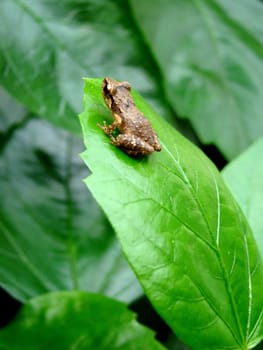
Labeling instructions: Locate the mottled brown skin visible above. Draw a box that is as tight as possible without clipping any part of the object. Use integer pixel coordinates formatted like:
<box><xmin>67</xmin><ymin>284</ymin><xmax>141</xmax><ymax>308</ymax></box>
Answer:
<box><xmin>98</xmin><ymin>77</ymin><xmax>161</xmax><ymax>156</ymax></box>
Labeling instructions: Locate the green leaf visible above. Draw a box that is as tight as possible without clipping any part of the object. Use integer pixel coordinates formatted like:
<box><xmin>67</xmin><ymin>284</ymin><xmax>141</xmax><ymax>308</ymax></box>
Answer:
<box><xmin>79</xmin><ymin>78</ymin><xmax>263</xmax><ymax>350</ymax></box>
<box><xmin>0</xmin><ymin>117</ymin><xmax>141</xmax><ymax>303</ymax></box>
<box><xmin>0</xmin><ymin>291</ymin><xmax>165</xmax><ymax>350</ymax></box>
<box><xmin>0</xmin><ymin>0</ymin><xmax>170</xmax><ymax>132</ymax></box>
<box><xmin>130</xmin><ymin>0</ymin><xmax>263</xmax><ymax>159</ymax></box>
<box><xmin>0</xmin><ymin>88</ymin><xmax>28</xmax><ymax>132</ymax></box>
<box><xmin>222</xmin><ymin>137</ymin><xmax>263</xmax><ymax>259</ymax></box>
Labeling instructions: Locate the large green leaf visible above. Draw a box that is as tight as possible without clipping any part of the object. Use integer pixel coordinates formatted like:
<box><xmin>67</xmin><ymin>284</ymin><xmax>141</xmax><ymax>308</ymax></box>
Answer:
<box><xmin>0</xmin><ymin>291</ymin><xmax>165</xmax><ymax>349</ymax></box>
<box><xmin>0</xmin><ymin>0</ymin><xmax>170</xmax><ymax>132</ymax></box>
<box><xmin>0</xmin><ymin>115</ymin><xmax>141</xmax><ymax>303</ymax></box>
<box><xmin>130</xmin><ymin>0</ymin><xmax>263</xmax><ymax>159</ymax></box>
<box><xmin>222</xmin><ymin>137</ymin><xmax>263</xmax><ymax>258</ymax></box>
<box><xmin>79</xmin><ymin>78</ymin><xmax>263</xmax><ymax>350</ymax></box>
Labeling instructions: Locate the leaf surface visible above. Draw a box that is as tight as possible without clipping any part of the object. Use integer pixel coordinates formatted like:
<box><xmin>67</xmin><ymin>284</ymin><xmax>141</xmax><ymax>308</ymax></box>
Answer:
<box><xmin>0</xmin><ymin>88</ymin><xmax>27</xmax><ymax>132</ymax></box>
<box><xmin>0</xmin><ymin>291</ymin><xmax>165</xmax><ymax>350</ymax></box>
<box><xmin>0</xmin><ymin>0</ymin><xmax>170</xmax><ymax>131</ymax></box>
<box><xmin>222</xmin><ymin>137</ymin><xmax>263</xmax><ymax>259</ymax></box>
<box><xmin>130</xmin><ymin>0</ymin><xmax>263</xmax><ymax>159</ymax></box>
<box><xmin>80</xmin><ymin>78</ymin><xmax>263</xmax><ymax>350</ymax></box>
<box><xmin>0</xmin><ymin>116</ymin><xmax>141</xmax><ymax>303</ymax></box>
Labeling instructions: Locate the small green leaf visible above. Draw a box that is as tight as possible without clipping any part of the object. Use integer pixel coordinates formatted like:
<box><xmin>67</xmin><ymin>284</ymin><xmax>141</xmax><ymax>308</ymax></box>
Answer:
<box><xmin>130</xmin><ymin>0</ymin><xmax>263</xmax><ymax>159</ymax></box>
<box><xmin>222</xmin><ymin>137</ymin><xmax>263</xmax><ymax>259</ymax></box>
<box><xmin>0</xmin><ymin>118</ymin><xmax>141</xmax><ymax>303</ymax></box>
<box><xmin>0</xmin><ymin>291</ymin><xmax>165</xmax><ymax>350</ymax></box>
<box><xmin>79</xmin><ymin>78</ymin><xmax>263</xmax><ymax>350</ymax></box>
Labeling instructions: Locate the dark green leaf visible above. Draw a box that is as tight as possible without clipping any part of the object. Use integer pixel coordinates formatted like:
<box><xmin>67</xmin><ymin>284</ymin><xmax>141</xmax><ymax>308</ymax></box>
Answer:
<box><xmin>222</xmin><ymin>137</ymin><xmax>263</xmax><ymax>258</ymax></box>
<box><xmin>0</xmin><ymin>118</ymin><xmax>141</xmax><ymax>303</ymax></box>
<box><xmin>0</xmin><ymin>291</ymin><xmax>165</xmax><ymax>349</ymax></box>
<box><xmin>0</xmin><ymin>0</ymin><xmax>170</xmax><ymax>132</ymax></box>
<box><xmin>130</xmin><ymin>0</ymin><xmax>263</xmax><ymax>159</ymax></box>
<box><xmin>79</xmin><ymin>78</ymin><xmax>263</xmax><ymax>350</ymax></box>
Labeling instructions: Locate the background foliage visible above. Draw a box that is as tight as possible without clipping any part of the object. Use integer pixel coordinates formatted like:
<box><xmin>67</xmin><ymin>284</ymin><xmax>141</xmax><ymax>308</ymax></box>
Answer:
<box><xmin>0</xmin><ymin>1</ymin><xmax>262</xmax><ymax>349</ymax></box>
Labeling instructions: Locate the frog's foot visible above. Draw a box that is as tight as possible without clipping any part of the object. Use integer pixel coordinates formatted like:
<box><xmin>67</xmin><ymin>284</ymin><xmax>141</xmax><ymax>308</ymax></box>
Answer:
<box><xmin>112</xmin><ymin>134</ymin><xmax>155</xmax><ymax>156</ymax></box>
<box><xmin>97</xmin><ymin>121</ymin><xmax>117</xmax><ymax>136</ymax></box>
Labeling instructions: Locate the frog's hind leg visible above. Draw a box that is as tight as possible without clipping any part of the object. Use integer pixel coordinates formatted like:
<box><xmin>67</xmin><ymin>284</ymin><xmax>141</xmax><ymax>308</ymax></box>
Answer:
<box><xmin>113</xmin><ymin>134</ymin><xmax>155</xmax><ymax>156</ymax></box>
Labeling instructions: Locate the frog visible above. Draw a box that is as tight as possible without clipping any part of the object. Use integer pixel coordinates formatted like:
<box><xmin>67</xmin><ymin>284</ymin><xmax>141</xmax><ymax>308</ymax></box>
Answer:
<box><xmin>98</xmin><ymin>77</ymin><xmax>161</xmax><ymax>157</ymax></box>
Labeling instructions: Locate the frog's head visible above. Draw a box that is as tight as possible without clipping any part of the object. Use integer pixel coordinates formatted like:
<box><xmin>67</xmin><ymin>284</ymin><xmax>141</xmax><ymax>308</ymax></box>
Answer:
<box><xmin>102</xmin><ymin>77</ymin><xmax>131</xmax><ymax>108</ymax></box>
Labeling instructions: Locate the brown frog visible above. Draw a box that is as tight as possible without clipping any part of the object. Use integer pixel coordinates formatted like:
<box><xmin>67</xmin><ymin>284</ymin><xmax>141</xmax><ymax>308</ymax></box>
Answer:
<box><xmin>98</xmin><ymin>77</ymin><xmax>161</xmax><ymax>156</ymax></box>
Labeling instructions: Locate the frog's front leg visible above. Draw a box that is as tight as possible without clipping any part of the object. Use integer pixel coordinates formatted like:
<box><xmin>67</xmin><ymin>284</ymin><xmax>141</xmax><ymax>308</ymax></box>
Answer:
<box><xmin>97</xmin><ymin>120</ymin><xmax>119</xmax><ymax>136</ymax></box>
<box><xmin>112</xmin><ymin>134</ymin><xmax>155</xmax><ymax>156</ymax></box>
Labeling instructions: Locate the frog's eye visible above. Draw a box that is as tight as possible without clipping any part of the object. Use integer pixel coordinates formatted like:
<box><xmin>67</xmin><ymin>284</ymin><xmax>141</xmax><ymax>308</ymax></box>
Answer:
<box><xmin>102</xmin><ymin>79</ymin><xmax>115</xmax><ymax>95</ymax></box>
<box><xmin>108</xmin><ymin>83</ymin><xmax>116</xmax><ymax>94</ymax></box>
